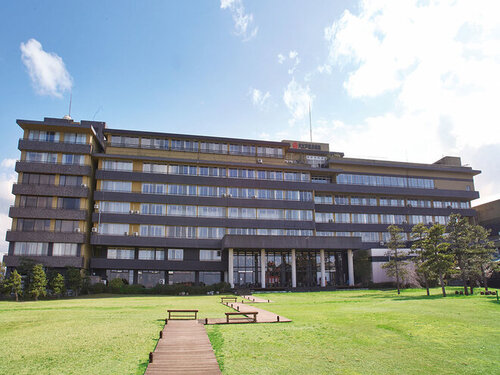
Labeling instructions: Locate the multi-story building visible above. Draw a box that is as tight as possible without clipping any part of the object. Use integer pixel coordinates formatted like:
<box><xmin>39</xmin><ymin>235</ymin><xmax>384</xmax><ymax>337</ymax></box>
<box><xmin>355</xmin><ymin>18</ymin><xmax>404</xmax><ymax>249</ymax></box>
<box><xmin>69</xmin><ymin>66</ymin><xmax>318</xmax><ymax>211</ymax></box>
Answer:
<box><xmin>4</xmin><ymin>117</ymin><xmax>480</xmax><ymax>289</ymax></box>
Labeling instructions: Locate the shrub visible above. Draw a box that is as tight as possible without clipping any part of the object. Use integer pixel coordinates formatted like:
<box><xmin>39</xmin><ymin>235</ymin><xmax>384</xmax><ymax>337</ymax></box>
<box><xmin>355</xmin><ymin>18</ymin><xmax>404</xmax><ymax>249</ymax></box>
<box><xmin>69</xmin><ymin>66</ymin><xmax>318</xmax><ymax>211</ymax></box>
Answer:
<box><xmin>88</xmin><ymin>282</ymin><xmax>107</xmax><ymax>294</ymax></box>
<box><xmin>109</xmin><ymin>278</ymin><xmax>125</xmax><ymax>292</ymax></box>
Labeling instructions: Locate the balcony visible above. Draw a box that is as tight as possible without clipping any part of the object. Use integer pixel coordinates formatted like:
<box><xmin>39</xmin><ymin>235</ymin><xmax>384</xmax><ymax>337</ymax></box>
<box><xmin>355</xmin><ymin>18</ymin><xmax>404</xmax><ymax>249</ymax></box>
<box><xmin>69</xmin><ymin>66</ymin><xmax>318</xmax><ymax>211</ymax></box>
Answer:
<box><xmin>12</xmin><ymin>183</ymin><xmax>89</xmax><ymax>198</ymax></box>
<box><xmin>18</xmin><ymin>139</ymin><xmax>92</xmax><ymax>154</ymax></box>
<box><xmin>6</xmin><ymin>230</ymin><xmax>86</xmax><ymax>243</ymax></box>
<box><xmin>9</xmin><ymin>207</ymin><xmax>87</xmax><ymax>220</ymax></box>
<box><xmin>15</xmin><ymin>161</ymin><xmax>91</xmax><ymax>176</ymax></box>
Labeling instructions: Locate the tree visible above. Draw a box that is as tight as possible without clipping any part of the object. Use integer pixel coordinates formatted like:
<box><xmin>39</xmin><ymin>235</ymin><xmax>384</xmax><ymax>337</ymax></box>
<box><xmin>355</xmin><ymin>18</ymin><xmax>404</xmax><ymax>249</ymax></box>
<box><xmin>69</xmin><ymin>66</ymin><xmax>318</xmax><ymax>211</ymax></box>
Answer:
<box><xmin>66</xmin><ymin>267</ymin><xmax>82</xmax><ymax>296</ymax></box>
<box><xmin>446</xmin><ymin>214</ymin><xmax>474</xmax><ymax>295</ymax></box>
<box><xmin>382</xmin><ymin>225</ymin><xmax>408</xmax><ymax>295</ymax></box>
<box><xmin>420</xmin><ymin>224</ymin><xmax>454</xmax><ymax>297</ymax></box>
<box><xmin>0</xmin><ymin>261</ymin><xmax>6</xmax><ymax>282</ymax></box>
<box><xmin>7</xmin><ymin>269</ymin><xmax>22</xmax><ymax>302</ymax></box>
<box><xmin>411</xmin><ymin>223</ymin><xmax>432</xmax><ymax>296</ymax></box>
<box><xmin>29</xmin><ymin>264</ymin><xmax>47</xmax><ymax>301</ymax></box>
<box><xmin>467</xmin><ymin>224</ymin><xmax>496</xmax><ymax>292</ymax></box>
<box><xmin>50</xmin><ymin>273</ymin><xmax>65</xmax><ymax>297</ymax></box>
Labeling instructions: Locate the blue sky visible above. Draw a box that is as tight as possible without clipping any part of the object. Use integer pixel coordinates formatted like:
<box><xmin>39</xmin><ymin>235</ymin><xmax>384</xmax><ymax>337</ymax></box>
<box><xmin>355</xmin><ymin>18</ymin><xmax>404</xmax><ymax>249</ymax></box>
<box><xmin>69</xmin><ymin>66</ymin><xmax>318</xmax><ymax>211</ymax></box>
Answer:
<box><xmin>1</xmin><ymin>0</ymin><xmax>500</xmax><ymax>256</ymax></box>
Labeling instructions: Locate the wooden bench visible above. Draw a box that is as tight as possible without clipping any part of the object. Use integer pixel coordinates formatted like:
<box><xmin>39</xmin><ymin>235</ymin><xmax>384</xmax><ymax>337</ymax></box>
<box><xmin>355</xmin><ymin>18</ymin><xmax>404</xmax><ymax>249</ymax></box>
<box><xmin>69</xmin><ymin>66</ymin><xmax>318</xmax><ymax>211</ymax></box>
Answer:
<box><xmin>167</xmin><ymin>309</ymin><xmax>198</xmax><ymax>320</ymax></box>
<box><xmin>220</xmin><ymin>297</ymin><xmax>237</xmax><ymax>304</ymax></box>
<box><xmin>225</xmin><ymin>311</ymin><xmax>258</xmax><ymax>323</ymax></box>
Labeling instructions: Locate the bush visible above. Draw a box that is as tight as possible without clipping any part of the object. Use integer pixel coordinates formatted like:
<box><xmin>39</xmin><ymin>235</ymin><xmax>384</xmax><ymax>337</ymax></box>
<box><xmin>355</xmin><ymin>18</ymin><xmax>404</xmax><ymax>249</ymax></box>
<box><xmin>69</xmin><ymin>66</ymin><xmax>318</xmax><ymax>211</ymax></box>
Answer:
<box><xmin>88</xmin><ymin>282</ymin><xmax>107</xmax><ymax>294</ymax></box>
<box><xmin>109</xmin><ymin>278</ymin><xmax>124</xmax><ymax>292</ymax></box>
<box><xmin>118</xmin><ymin>284</ymin><xmax>146</xmax><ymax>294</ymax></box>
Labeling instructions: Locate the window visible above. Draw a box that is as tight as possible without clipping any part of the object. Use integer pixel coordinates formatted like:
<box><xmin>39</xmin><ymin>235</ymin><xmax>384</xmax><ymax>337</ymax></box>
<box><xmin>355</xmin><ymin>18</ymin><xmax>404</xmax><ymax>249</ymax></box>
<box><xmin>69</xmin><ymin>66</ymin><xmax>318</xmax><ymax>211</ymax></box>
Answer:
<box><xmin>350</xmin><ymin>196</ymin><xmax>377</xmax><ymax>206</ymax></box>
<box><xmin>380</xmin><ymin>214</ymin><xmax>406</xmax><ymax>224</ymax></box>
<box><xmin>110</xmin><ymin>136</ymin><xmax>139</xmax><ymax>147</ymax></box>
<box><xmin>228</xmin><ymin>207</ymin><xmax>257</xmax><ymax>219</ymax></box>
<box><xmin>25</xmin><ymin>152</ymin><xmax>57</xmax><ymax>163</ymax></box>
<box><xmin>140</xmin><ymin>138</ymin><xmax>168</xmax><ymax>149</ymax></box>
<box><xmin>199</xmin><ymin>271</ymin><xmax>222</xmax><ymax>285</ymax></box>
<box><xmin>257</xmin><ymin>146</ymin><xmax>283</xmax><ymax>158</ymax></box>
<box><xmin>200</xmin><ymin>250</ymin><xmax>221</xmax><ymax>261</ymax></box>
<box><xmin>197</xmin><ymin>227</ymin><xmax>225</xmax><ymax>239</ymax></box>
<box><xmin>335</xmin><ymin>213</ymin><xmax>350</xmax><ymax>223</ymax></box>
<box><xmin>315</xmin><ymin>212</ymin><xmax>334</xmax><ymax>223</ymax></box>
<box><xmin>351</xmin><ymin>214</ymin><xmax>379</xmax><ymax>224</ymax></box>
<box><xmin>55</xmin><ymin>220</ymin><xmax>80</xmax><ymax>232</ymax></box>
<box><xmin>143</xmin><ymin>163</ymin><xmax>168</xmax><ymax>174</ymax></box>
<box><xmin>103</xmin><ymin>160</ymin><xmax>133</xmax><ymax>171</ymax></box>
<box><xmin>315</xmin><ymin>195</ymin><xmax>333</xmax><ymax>204</ymax></box>
<box><xmin>62</xmin><ymin>154</ymin><xmax>85</xmax><ymax>165</ymax></box>
<box><xmin>99</xmin><ymin>201</ymin><xmax>130</xmax><ymax>213</ymax></box>
<box><xmin>379</xmin><ymin>197</ymin><xmax>405</xmax><ymax>207</ymax></box>
<box><xmin>311</xmin><ymin>176</ymin><xmax>330</xmax><ymax>184</ymax></box>
<box><xmin>13</xmin><ymin>242</ymin><xmax>48</xmax><ymax>256</ymax></box>
<box><xmin>257</xmin><ymin>209</ymin><xmax>284</xmax><ymax>220</ymax></box>
<box><xmin>29</xmin><ymin>131</ymin><xmax>59</xmax><ymax>142</ymax></box>
<box><xmin>22</xmin><ymin>173</ymin><xmax>55</xmax><ymax>185</ymax></box>
<box><xmin>167</xmin><ymin>226</ymin><xmax>196</xmax><ymax>238</ymax></box>
<box><xmin>229</xmin><ymin>144</ymin><xmax>255</xmax><ymax>156</ymax></box>
<box><xmin>140</xmin><ymin>203</ymin><xmax>166</xmax><ymax>215</ymax></box>
<box><xmin>200</xmin><ymin>142</ymin><xmax>227</xmax><ymax>154</ymax></box>
<box><xmin>198</xmin><ymin>206</ymin><xmax>225</xmax><ymax>217</ymax></box>
<box><xmin>140</xmin><ymin>225</ymin><xmax>165</xmax><ymax>237</ymax></box>
<box><xmin>64</xmin><ymin>133</ymin><xmax>86</xmax><ymax>144</ymax></box>
<box><xmin>19</xmin><ymin>196</ymin><xmax>52</xmax><ymax>208</ymax></box>
<box><xmin>99</xmin><ymin>223</ymin><xmax>130</xmax><ymax>235</ymax></box>
<box><xmin>17</xmin><ymin>219</ymin><xmax>50</xmax><ymax>232</ymax></box>
<box><xmin>199</xmin><ymin>186</ymin><xmax>226</xmax><ymax>197</ymax></box>
<box><xmin>168</xmin><ymin>164</ymin><xmax>197</xmax><ymax>176</ymax></box>
<box><xmin>167</xmin><ymin>205</ymin><xmax>196</xmax><ymax>217</ymax></box>
<box><xmin>286</xmin><ymin>210</ymin><xmax>312</xmax><ymax>221</ymax></box>
<box><xmin>107</xmin><ymin>248</ymin><xmax>135</xmax><ymax>259</ymax></box>
<box><xmin>168</xmin><ymin>249</ymin><xmax>184</xmax><ymax>260</ymax></box>
<box><xmin>101</xmin><ymin>181</ymin><xmax>132</xmax><ymax>192</ymax></box>
<box><xmin>167</xmin><ymin>184</ymin><xmax>197</xmax><ymax>196</ymax></box>
<box><xmin>337</xmin><ymin>173</ymin><xmax>434</xmax><ymax>189</ymax></box>
<box><xmin>59</xmin><ymin>175</ymin><xmax>83</xmax><ymax>186</ymax></box>
<box><xmin>171</xmin><ymin>140</ymin><xmax>198</xmax><ymax>152</ymax></box>
<box><xmin>53</xmin><ymin>243</ymin><xmax>78</xmax><ymax>256</ymax></box>
<box><xmin>57</xmin><ymin>198</ymin><xmax>80</xmax><ymax>210</ymax></box>
<box><xmin>142</xmin><ymin>183</ymin><xmax>166</xmax><ymax>194</ymax></box>
<box><xmin>334</xmin><ymin>196</ymin><xmax>349</xmax><ymax>205</ymax></box>
<box><xmin>138</xmin><ymin>249</ymin><xmax>164</xmax><ymax>260</ymax></box>
<box><xmin>357</xmin><ymin>232</ymin><xmax>380</xmax><ymax>242</ymax></box>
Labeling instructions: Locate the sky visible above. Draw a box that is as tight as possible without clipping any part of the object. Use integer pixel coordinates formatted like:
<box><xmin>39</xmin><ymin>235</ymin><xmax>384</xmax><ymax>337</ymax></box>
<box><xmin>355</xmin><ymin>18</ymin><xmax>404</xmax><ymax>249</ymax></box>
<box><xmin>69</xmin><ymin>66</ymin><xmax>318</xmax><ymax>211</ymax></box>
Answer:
<box><xmin>1</xmin><ymin>0</ymin><xmax>500</xmax><ymax>258</ymax></box>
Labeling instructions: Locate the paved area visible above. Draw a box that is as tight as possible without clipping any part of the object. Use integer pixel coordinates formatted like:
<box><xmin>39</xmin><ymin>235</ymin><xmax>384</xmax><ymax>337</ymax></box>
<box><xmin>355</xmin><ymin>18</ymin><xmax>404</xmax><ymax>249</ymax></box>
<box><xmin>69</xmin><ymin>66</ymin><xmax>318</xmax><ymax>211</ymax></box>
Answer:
<box><xmin>145</xmin><ymin>320</ymin><xmax>221</xmax><ymax>375</ymax></box>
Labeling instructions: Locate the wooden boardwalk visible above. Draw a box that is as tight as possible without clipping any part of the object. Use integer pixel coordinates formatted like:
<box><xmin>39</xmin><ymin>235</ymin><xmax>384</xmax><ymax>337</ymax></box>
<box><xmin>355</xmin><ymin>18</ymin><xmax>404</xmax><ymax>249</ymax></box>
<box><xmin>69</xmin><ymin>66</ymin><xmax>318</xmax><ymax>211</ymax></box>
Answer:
<box><xmin>145</xmin><ymin>320</ymin><xmax>221</xmax><ymax>375</ymax></box>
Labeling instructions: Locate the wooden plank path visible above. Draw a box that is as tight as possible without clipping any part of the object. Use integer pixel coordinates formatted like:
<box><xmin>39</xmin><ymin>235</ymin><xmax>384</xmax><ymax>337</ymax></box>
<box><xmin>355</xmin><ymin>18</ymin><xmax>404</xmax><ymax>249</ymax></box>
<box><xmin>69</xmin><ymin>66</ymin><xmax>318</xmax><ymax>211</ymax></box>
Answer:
<box><xmin>145</xmin><ymin>320</ymin><xmax>221</xmax><ymax>375</ymax></box>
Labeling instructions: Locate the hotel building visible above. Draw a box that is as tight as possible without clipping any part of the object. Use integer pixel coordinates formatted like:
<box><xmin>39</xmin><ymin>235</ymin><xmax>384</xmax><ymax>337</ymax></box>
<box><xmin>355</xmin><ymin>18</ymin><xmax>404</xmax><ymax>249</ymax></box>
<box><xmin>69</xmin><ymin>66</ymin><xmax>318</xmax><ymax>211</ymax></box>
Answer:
<box><xmin>4</xmin><ymin>117</ymin><xmax>480</xmax><ymax>289</ymax></box>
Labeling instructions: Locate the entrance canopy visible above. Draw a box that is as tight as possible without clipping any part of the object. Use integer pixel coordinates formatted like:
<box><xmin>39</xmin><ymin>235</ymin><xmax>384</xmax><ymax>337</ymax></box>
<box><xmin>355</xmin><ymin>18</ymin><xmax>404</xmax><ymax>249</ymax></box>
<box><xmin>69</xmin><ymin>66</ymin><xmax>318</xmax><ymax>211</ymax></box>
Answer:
<box><xmin>221</xmin><ymin>235</ymin><xmax>362</xmax><ymax>250</ymax></box>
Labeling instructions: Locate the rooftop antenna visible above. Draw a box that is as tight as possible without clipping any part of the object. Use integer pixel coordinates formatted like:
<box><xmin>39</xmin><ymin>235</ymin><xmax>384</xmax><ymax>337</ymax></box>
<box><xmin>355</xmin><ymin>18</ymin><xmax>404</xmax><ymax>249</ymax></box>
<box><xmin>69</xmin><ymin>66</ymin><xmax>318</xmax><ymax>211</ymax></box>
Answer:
<box><xmin>308</xmin><ymin>100</ymin><xmax>312</xmax><ymax>143</ymax></box>
<box><xmin>63</xmin><ymin>92</ymin><xmax>73</xmax><ymax>121</ymax></box>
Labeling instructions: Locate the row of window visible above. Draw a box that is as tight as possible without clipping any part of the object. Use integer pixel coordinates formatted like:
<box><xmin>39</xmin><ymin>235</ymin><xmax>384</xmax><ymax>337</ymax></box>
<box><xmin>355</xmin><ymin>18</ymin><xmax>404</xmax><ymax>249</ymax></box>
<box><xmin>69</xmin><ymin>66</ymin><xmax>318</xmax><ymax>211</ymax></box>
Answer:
<box><xmin>101</xmin><ymin>181</ymin><xmax>313</xmax><ymax>201</ymax></box>
<box><xmin>25</xmin><ymin>152</ymin><xmax>86</xmax><ymax>165</ymax></box>
<box><xmin>316</xmin><ymin>231</ymin><xmax>414</xmax><ymax>242</ymax></box>
<box><xmin>13</xmin><ymin>242</ymin><xmax>78</xmax><ymax>256</ymax></box>
<box><xmin>107</xmin><ymin>248</ymin><xmax>221</xmax><ymax>261</ymax></box>
<box><xmin>103</xmin><ymin>161</ymin><xmax>310</xmax><ymax>182</ymax></box>
<box><xmin>16</xmin><ymin>219</ymin><xmax>81</xmax><ymax>232</ymax></box>
<box><xmin>315</xmin><ymin>195</ymin><xmax>471</xmax><ymax>209</ymax></box>
<box><xmin>18</xmin><ymin>196</ymin><xmax>81</xmax><ymax>210</ymax></box>
<box><xmin>110</xmin><ymin>136</ymin><xmax>284</xmax><ymax>158</ymax></box>
<box><xmin>315</xmin><ymin>213</ymin><xmax>450</xmax><ymax>225</ymax></box>
<box><xmin>99</xmin><ymin>202</ymin><xmax>313</xmax><ymax>221</ymax></box>
<box><xmin>336</xmin><ymin>174</ymin><xmax>435</xmax><ymax>189</ymax></box>
<box><xmin>28</xmin><ymin>131</ymin><xmax>87</xmax><ymax>144</ymax></box>
<box><xmin>97</xmin><ymin>223</ymin><xmax>314</xmax><ymax>238</ymax></box>
<box><xmin>22</xmin><ymin>173</ymin><xmax>84</xmax><ymax>187</ymax></box>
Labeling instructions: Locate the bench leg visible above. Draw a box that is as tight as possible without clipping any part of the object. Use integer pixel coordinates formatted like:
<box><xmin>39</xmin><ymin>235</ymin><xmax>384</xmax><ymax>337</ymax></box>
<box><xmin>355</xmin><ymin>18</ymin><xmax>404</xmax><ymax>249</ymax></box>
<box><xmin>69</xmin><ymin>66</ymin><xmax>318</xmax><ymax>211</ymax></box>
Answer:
<box><xmin>226</xmin><ymin>315</ymin><xmax>229</xmax><ymax>324</ymax></box>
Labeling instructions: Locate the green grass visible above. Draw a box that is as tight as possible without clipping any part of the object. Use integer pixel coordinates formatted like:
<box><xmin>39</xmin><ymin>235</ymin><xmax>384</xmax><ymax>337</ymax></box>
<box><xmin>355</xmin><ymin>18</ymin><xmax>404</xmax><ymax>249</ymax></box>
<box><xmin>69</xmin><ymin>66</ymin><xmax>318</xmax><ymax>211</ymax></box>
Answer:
<box><xmin>206</xmin><ymin>288</ymin><xmax>500</xmax><ymax>375</ymax></box>
<box><xmin>0</xmin><ymin>289</ymin><xmax>498</xmax><ymax>374</ymax></box>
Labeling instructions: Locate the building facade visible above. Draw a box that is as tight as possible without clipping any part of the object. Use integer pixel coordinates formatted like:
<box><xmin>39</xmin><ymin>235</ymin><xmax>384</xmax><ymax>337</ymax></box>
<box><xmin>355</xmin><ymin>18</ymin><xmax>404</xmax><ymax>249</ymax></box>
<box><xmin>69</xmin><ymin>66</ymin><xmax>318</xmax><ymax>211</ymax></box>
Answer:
<box><xmin>4</xmin><ymin>117</ymin><xmax>480</xmax><ymax>289</ymax></box>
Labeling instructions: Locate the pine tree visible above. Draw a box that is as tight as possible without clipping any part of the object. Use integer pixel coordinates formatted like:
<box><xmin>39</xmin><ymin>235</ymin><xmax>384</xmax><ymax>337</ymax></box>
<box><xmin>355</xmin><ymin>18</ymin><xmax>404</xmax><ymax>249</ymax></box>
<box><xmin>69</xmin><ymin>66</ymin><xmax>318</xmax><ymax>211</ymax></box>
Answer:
<box><xmin>411</xmin><ymin>223</ymin><xmax>432</xmax><ymax>296</ymax></box>
<box><xmin>66</xmin><ymin>267</ymin><xmax>82</xmax><ymax>296</ymax></box>
<box><xmin>50</xmin><ymin>273</ymin><xmax>65</xmax><ymax>297</ymax></box>
<box><xmin>29</xmin><ymin>264</ymin><xmax>47</xmax><ymax>301</ymax></box>
<box><xmin>382</xmin><ymin>225</ymin><xmax>408</xmax><ymax>295</ymax></box>
<box><xmin>8</xmin><ymin>269</ymin><xmax>22</xmax><ymax>302</ymax></box>
<box><xmin>447</xmin><ymin>214</ymin><xmax>474</xmax><ymax>295</ymax></box>
<box><xmin>468</xmin><ymin>224</ymin><xmax>496</xmax><ymax>292</ymax></box>
<box><xmin>421</xmin><ymin>224</ymin><xmax>454</xmax><ymax>297</ymax></box>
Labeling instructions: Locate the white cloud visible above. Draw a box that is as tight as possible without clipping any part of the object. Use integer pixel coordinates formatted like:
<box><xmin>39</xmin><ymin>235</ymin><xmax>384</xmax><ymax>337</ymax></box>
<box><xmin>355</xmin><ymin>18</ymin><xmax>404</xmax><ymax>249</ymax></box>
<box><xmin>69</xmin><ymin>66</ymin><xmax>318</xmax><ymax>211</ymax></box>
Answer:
<box><xmin>283</xmin><ymin>79</ymin><xmax>314</xmax><ymax>125</ymax></box>
<box><xmin>277</xmin><ymin>53</ymin><xmax>286</xmax><ymax>64</ymax></box>
<box><xmin>250</xmin><ymin>88</ymin><xmax>271</xmax><ymax>110</ymax></box>
<box><xmin>220</xmin><ymin>0</ymin><xmax>258</xmax><ymax>41</ymax></box>
<box><xmin>0</xmin><ymin>159</ymin><xmax>16</xmax><ymax>169</ymax></box>
<box><xmin>20</xmin><ymin>38</ymin><xmax>73</xmax><ymax>98</ymax></box>
<box><xmin>321</xmin><ymin>0</ymin><xmax>500</xmax><ymax>203</ymax></box>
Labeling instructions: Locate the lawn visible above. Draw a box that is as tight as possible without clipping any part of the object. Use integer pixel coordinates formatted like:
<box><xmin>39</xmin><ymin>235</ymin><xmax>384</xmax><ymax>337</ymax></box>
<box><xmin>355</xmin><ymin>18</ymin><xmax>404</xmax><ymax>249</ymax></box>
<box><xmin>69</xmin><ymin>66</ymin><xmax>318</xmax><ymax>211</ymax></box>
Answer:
<box><xmin>0</xmin><ymin>289</ymin><xmax>498</xmax><ymax>375</ymax></box>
